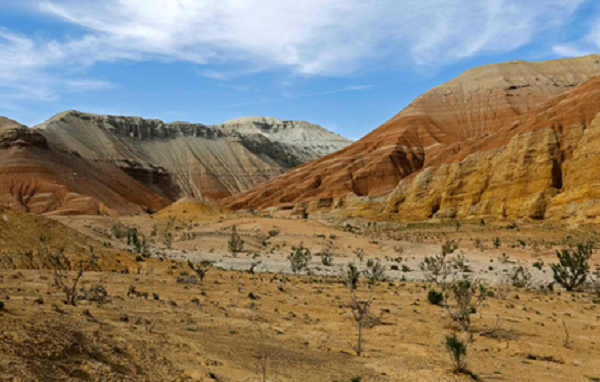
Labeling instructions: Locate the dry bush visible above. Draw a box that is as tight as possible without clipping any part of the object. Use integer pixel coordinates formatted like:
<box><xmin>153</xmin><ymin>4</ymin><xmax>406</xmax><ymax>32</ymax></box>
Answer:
<box><xmin>48</xmin><ymin>247</ymin><xmax>99</xmax><ymax>306</ymax></box>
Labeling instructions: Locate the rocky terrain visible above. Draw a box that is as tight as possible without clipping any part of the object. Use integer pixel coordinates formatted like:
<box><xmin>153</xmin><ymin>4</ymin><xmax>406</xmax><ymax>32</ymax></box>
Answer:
<box><xmin>0</xmin><ymin>112</ymin><xmax>349</xmax><ymax>215</ymax></box>
<box><xmin>225</xmin><ymin>55</ymin><xmax>600</xmax><ymax>222</ymax></box>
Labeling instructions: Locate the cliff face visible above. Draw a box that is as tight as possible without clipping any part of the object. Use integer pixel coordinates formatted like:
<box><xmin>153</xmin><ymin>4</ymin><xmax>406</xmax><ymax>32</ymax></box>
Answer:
<box><xmin>225</xmin><ymin>55</ymin><xmax>600</xmax><ymax>222</ymax></box>
<box><xmin>387</xmin><ymin>75</ymin><xmax>600</xmax><ymax>221</ymax></box>
<box><xmin>0</xmin><ymin>117</ymin><xmax>170</xmax><ymax>215</ymax></box>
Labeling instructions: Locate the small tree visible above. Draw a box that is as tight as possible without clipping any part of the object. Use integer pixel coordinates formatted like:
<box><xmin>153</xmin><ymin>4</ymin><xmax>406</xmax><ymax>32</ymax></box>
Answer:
<box><xmin>252</xmin><ymin>323</ymin><xmax>280</xmax><ymax>382</ymax></box>
<box><xmin>228</xmin><ymin>225</ymin><xmax>244</xmax><ymax>257</ymax></box>
<box><xmin>444</xmin><ymin>279</ymin><xmax>487</xmax><ymax>332</ymax></box>
<box><xmin>420</xmin><ymin>252</ymin><xmax>450</xmax><ymax>284</ymax></box>
<box><xmin>187</xmin><ymin>260</ymin><xmax>210</xmax><ymax>282</ymax></box>
<box><xmin>344</xmin><ymin>263</ymin><xmax>360</xmax><ymax>290</ymax></box>
<box><xmin>346</xmin><ymin>288</ymin><xmax>383</xmax><ymax>356</ymax></box>
<box><xmin>552</xmin><ymin>242</ymin><xmax>592</xmax><ymax>291</ymax></box>
<box><xmin>288</xmin><ymin>244</ymin><xmax>311</xmax><ymax>274</ymax></box>
<box><xmin>444</xmin><ymin>333</ymin><xmax>469</xmax><ymax>374</ymax></box>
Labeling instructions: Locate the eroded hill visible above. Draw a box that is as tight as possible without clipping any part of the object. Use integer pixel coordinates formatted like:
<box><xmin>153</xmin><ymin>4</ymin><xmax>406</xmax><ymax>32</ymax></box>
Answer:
<box><xmin>225</xmin><ymin>55</ymin><xmax>600</xmax><ymax>222</ymax></box>
<box><xmin>0</xmin><ymin>112</ymin><xmax>350</xmax><ymax>215</ymax></box>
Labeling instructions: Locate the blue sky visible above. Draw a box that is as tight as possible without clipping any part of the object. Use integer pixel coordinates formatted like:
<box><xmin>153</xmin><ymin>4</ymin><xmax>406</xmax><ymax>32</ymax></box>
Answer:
<box><xmin>1</xmin><ymin>1</ymin><xmax>600</xmax><ymax>139</ymax></box>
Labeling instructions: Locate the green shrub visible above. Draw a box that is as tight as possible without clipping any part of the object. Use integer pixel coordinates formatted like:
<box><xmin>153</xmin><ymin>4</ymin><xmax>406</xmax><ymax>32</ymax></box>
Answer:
<box><xmin>552</xmin><ymin>242</ymin><xmax>592</xmax><ymax>291</ymax></box>
<box><xmin>344</xmin><ymin>263</ymin><xmax>360</xmax><ymax>290</ymax></box>
<box><xmin>444</xmin><ymin>333</ymin><xmax>468</xmax><ymax>373</ymax></box>
<box><xmin>427</xmin><ymin>290</ymin><xmax>444</xmax><ymax>306</ymax></box>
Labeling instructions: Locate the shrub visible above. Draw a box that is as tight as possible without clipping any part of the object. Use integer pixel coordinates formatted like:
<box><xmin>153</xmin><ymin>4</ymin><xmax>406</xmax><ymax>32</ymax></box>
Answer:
<box><xmin>288</xmin><ymin>244</ymin><xmax>312</xmax><ymax>274</ymax></box>
<box><xmin>228</xmin><ymin>225</ymin><xmax>245</xmax><ymax>257</ymax></box>
<box><xmin>0</xmin><ymin>301</ymin><xmax>4</xmax><ymax>310</ymax></box>
<box><xmin>444</xmin><ymin>333</ymin><xmax>468</xmax><ymax>373</ymax></box>
<box><xmin>344</xmin><ymin>263</ymin><xmax>360</xmax><ymax>290</ymax></box>
<box><xmin>187</xmin><ymin>260</ymin><xmax>210</xmax><ymax>282</ymax></box>
<box><xmin>427</xmin><ymin>290</ymin><xmax>444</xmax><ymax>306</ymax></box>
<box><xmin>552</xmin><ymin>242</ymin><xmax>592</xmax><ymax>291</ymax></box>
<box><xmin>444</xmin><ymin>279</ymin><xmax>487</xmax><ymax>332</ymax></box>
<box><xmin>509</xmin><ymin>265</ymin><xmax>533</xmax><ymax>289</ymax></box>
<box><xmin>493</xmin><ymin>237</ymin><xmax>501</xmax><ymax>249</ymax></box>
<box><xmin>420</xmin><ymin>252</ymin><xmax>450</xmax><ymax>284</ymax></box>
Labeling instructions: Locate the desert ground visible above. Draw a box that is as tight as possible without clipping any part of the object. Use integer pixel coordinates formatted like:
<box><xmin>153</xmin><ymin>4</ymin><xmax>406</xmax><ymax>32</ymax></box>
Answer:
<box><xmin>2</xmin><ymin>205</ymin><xmax>600</xmax><ymax>381</ymax></box>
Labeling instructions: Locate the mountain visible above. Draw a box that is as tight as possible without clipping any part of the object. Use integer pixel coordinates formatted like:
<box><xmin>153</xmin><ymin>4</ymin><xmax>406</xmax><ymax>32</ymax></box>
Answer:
<box><xmin>0</xmin><ymin>116</ymin><xmax>169</xmax><ymax>215</ymax></box>
<box><xmin>225</xmin><ymin>55</ymin><xmax>600</xmax><ymax>221</ymax></box>
<box><xmin>0</xmin><ymin>111</ymin><xmax>350</xmax><ymax>215</ymax></box>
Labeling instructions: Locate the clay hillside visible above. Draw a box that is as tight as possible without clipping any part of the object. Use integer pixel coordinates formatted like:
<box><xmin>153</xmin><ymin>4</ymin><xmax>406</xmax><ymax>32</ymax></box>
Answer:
<box><xmin>225</xmin><ymin>55</ymin><xmax>600</xmax><ymax>221</ymax></box>
<box><xmin>0</xmin><ymin>112</ymin><xmax>350</xmax><ymax>215</ymax></box>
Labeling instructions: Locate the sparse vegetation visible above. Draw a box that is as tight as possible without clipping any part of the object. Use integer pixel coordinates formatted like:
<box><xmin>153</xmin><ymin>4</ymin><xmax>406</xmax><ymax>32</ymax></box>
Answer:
<box><xmin>288</xmin><ymin>243</ymin><xmax>312</xmax><ymax>274</ymax></box>
<box><xmin>427</xmin><ymin>289</ymin><xmax>444</xmax><ymax>306</ymax></box>
<box><xmin>444</xmin><ymin>333</ymin><xmax>469</xmax><ymax>374</ymax></box>
<box><xmin>444</xmin><ymin>279</ymin><xmax>487</xmax><ymax>332</ymax></box>
<box><xmin>48</xmin><ymin>246</ymin><xmax>99</xmax><ymax>306</ymax></box>
<box><xmin>187</xmin><ymin>260</ymin><xmax>210</xmax><ymax>282</ymax></box>
<box><xmin>552</xmin><ymin>242</ymin><xmax>592</xmax><ymax>291</ymax></box>
<box><xmin>365</xmin><ymin>261</ymin><xmax>386</xmax><ymax>284</ymax></box>
<box><xmin>344</xmin><ymin>263</ymin><xmax>360</xmax><ymax>290</ymax></box>
<box><xmin>228</xmin><ymin>225</ymin><xmax>245</xmax><ymax>257</ymax></box>
<box><xmin>345</xmin><ymin>282</ymin><xmax>383</xmax><ymax>356</ymax></box>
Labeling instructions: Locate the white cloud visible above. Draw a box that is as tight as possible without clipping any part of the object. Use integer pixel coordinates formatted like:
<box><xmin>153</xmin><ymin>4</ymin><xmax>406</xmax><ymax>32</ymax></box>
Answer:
<box><xmin>554</xmin><ymin>15</ymin><xmax>600</xmax><ymax>58</ymax></box>
<box><xmin>0</xmin><ymin>0</ymin><xmax>589</xmax><ymax>101</ymax></box>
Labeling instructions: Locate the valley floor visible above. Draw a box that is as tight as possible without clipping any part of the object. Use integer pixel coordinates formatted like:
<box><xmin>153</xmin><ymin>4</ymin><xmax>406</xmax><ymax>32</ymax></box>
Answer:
<box><xmin>1</xmin><ymin>210</ymin><xmax>600</xmax><ymax>381</ymax></box>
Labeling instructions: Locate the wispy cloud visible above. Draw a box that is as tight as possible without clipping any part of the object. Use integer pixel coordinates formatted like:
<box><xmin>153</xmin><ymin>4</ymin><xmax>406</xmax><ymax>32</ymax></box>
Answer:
<box><xmin>554</xmin><ymin>14</ymin><xmax>600</xmax><ymax>57</ymax></box>
<box><xmin>0</xmin><ymin>0</ymin><xmax>590</xmax><ymax>101</ymax></box>
<box><xmin>199</xmin><ymin>85</ymin><xmax>373</xmax><ymax>110</ymax></box>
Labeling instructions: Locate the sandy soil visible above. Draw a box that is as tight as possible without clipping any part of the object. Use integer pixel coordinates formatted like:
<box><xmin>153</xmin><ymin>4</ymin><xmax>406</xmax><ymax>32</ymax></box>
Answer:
<box><xmin>2</xmin><ymin>266</ymin><xmax>600</xmax><ymax>381</ymax></box>
<box><xmin>1</xmin><ymin>210</ymin><xmax>600</xmax><ymax>381</ymax></box>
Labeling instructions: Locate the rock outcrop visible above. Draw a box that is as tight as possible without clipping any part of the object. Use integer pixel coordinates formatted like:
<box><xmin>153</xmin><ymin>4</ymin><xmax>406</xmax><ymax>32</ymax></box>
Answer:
<box><xmin>0</xmin><ymin>112</ymin><xmax>349</xmax><ymax>215</ymax></box>
<box><xmin>225</xmin><ymin>55</ymin><xmax>600</xmax><ymax>221</ymax></box>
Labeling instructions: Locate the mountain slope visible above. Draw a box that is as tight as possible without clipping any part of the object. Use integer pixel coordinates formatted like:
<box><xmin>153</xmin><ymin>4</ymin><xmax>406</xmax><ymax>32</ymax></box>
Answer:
<box><xmin>0</xmin><ymin>117</ymin><xmax>169</xmax><ymax>215</ymax></box>
<box><xmin>224</xmin><ymin>55</ymin><xmax>600</xmax><ymax>221</ymax></box>
<box><xmin>0</xmin><ymin>112</ymin><xmax>349</xmax><ymax>215</ymax></box>
<box><xmin>36</xmin><ymin>111</ymin><xmax>350</xmax><ymax>202</ymax></box>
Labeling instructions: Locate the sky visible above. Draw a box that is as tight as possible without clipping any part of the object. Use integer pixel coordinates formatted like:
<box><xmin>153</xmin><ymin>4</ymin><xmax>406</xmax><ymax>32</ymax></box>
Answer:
<box><xmin>1</xmin><ymin>1</ymin><xmax>600</xmax><ymax>139</ymax></box>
